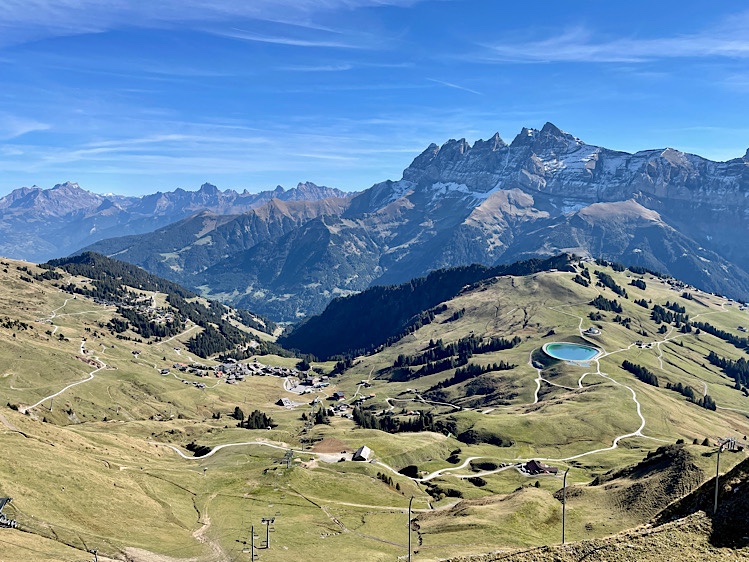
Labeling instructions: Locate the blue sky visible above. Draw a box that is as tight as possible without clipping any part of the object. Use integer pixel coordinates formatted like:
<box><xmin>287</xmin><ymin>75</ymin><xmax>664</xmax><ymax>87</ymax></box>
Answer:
<box><xmin>1</xmin><ymin>0</ymin><xmax>749</xmax><ymax>196</ymax></box>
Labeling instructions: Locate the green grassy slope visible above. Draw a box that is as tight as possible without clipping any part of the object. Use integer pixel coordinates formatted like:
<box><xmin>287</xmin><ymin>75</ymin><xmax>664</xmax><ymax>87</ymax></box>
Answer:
<box><xmin>1</xmin><ymin>257</ymin><xmax>749</xmax><ymax>561</ymax></box>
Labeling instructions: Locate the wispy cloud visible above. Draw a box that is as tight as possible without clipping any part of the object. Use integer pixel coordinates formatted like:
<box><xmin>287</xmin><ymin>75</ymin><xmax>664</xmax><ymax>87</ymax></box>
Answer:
<box><xmin>280</xmin><ymin>63</ymin><xmax>353</xmax><ymax>72</ymax></box>
<box><xmin>281</xmin><ymin>82</ymin><xmax>429</xmax><ymax>93</ymax></box>
<box><xmin>217</xmin><ymin>28</ymin><xmax>364</xmax><ymax>49</ymax></box>
<box><xmin>723</xmin><ymin>73</ymin><xmax>749</xmax><ymax>92</ymax></box>
<box><xmin>0</xmin><ymin>112</ymin><xmax>429</xmax><ymax>189</ymax></box>
<box><xmin>478</xmin><ymin>17</ymin><xmax>749</xmax><ymax>64</ymax></box>
<box><xmin>0</xmin><ymin>105</ymin><xmax>519</xmax><ymax>194</ymax></box>
<box><xmin>0</xmin><ymin>114</ymin><xmax>50</xmax><ymax>140</ymax></box>
<box><xmin>427</xmin><ymin>78</ymin><xmax>483</xmax><ymax>95</ymax></box>
<box><xmin>0</xmin><ymin>0</ymin><xmax>425</xmax><ymax>47</ymax></box>
<box><xmin>32</xmin><ymin>52</ymin><xmax>241</xmax><ymax>82</ymax></box>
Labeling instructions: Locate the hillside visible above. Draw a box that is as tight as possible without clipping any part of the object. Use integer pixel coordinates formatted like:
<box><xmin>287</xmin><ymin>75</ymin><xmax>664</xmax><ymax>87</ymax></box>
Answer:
<box><xmin>84</xmin><ymin>196</ymin><xmax>351</xmax><ymax>283</ymax></box>
<box><xmin>3</xmin><ymin>256</ymin><xmax>749</xmax><ymax>561</ymax></box>
<box><xmin>655</xmin><ymin>451</ymin><xmax>749</xmax><ymax>546</ymax></box>
<box><xmin>445</xmin><ymin>513</ymin><xmax>740</xmax><ymax>562</ymax></box>
<box><xmin>45</xmin><ymin>252</ymin><xmax>280</xmax><ymax>359</ymax></box>
<box><xmin>300</xmin><ymin>257</ymin><xmax>749</xmax><ymax>558</ymax></box>
<box><xmin>445</xmin><ymin>454</ymin><xmax>749</xmax><ymax>562</ymax></box>
<box><xmin>280</xmin><ymin>254</ymin><xmax>574</xmax><ymax>359</ymax></box>
<box><xmin>82</xmin><ymin>123</ymin><xmax>749</xmax><ymax>321</ymax></box>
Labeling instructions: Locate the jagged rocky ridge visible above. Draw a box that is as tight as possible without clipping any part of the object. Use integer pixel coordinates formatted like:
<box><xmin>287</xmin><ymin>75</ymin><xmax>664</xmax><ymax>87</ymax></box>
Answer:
<box><xmin>79</xmin><ymin>122</ymin><xmax>749</xmax><ymax>320</ymax></box>
<box><xmin>0</xmin><ymin>181</ymin><xmax>349</xmax><ymax>263</ymax></box>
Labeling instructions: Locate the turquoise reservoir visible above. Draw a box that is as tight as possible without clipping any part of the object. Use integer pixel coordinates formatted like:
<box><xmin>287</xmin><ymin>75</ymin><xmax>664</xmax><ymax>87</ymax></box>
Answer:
<box><xmin>543</xmin><ymin>342</ymin><xmax>601</xmax><ymax>362</ymax></box>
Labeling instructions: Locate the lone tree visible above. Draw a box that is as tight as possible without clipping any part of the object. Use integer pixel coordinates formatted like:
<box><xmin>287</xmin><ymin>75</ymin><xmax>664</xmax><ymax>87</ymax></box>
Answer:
<box><xmin>313</xmin><ymin>407</ymin><xmax>330</xmax><ymax>425</ymax></box>
<box><xmin>296</xmin><ymin>358</ymin><xmax>312</xmax><ymax>371</ymax></box>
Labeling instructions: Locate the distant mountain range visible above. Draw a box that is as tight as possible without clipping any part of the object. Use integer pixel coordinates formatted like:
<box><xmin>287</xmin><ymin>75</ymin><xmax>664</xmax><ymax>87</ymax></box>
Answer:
<box><xmin>5</xmin><ymin>122</ymin><xmax>749</xmax><ymax>321</ymax></box>
<box><xmin>0</xmin><ymin>180</ymin><xmax>348</xmax><ymax>263</ymax></box>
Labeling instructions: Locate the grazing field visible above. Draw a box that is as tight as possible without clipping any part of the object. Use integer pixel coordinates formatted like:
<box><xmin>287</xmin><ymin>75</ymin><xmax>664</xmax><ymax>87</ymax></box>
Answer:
<box><xmin>1</xmin><ymin>257</ymin><xmax>749</xmax><ymax>561</ymax></box>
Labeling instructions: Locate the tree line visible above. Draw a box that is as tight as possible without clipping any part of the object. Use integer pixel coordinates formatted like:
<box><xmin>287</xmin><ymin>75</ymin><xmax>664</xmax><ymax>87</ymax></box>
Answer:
<box><xmin>621</xmin><ymin>360</ymin><xmax>659</xmax><ymax>386</ymax></box>
<box><xmin>621</xmin><ymin>360</ymin><xmax>716</xmax><ymax>410</ymax></box>
<box><xmin>707</xmin><ymin>351</ymin><xmax>749</xmax><ymax>386</ymax></box>
<box><xmin>573</xmin><ymin>274</ymin><xmax>590</xmax><ymax>287</ymax></box>
<box><xmin>664</xmin><ymin>300</ymin><xmax>686</xmax><ymax>313</ymax></box>
<box><xmin>694</xmin><ymin>322</ymin><xmax>749</xmax><ymax>351</ymax></box>
<box><xmin>353</xmin><ymin>407</ymin><xmax>436</xmax><ymax>433</ymax></box>
<box><xmin>429</xmin><ymin>361</ymin><xmax>516</xmax><ymax>391</ymax></box>
<box><xmin>389</xmin><ymin>335</ymin><xmax>521</xmax><ymax>382</ymax></box>
<box><xmin>0</xmin><ymin>316</ymin><xmax>32</xmax><ymax>331</ymax></box>
<box><xmin>627</xmin><ymin>264</ymin><xmax>666</xmax><ymax>278</ymax></box>
<box><xmin>116</xmin><ymin>306</ymin><xmax>184</xmax><ymax>339</ymax></box>
<box><xmin>651</xmin><ymin>304</ymin><xmax>689</xmax><ymax>325</ymax></box>
<box><xmin>395</xmin><ymin>335</ymin><xmax>521</xmax><ymax>368</ymax></box>
<box><xmin>280</xmin><ymin>254</ymin><xmax>575</xmax><ymax>360</ymax></box>
<box><xmin>236</xmin><ymin>409</ymin><xmax>275</xmax><ymax>429</ymax></box>
<box><xmin>594</xmin><ymin>270</ymin><xmax>628</xmax><ymax>298</ymax></box>
<box><xmin>665</xmin><ymin>381</ymin><xmax>716</xmax><ymax>411</ymax></box>
<box><xmin>590</xmin><ymin>295</ymin><xmax>622</xmax><ymax>313</ymax></box>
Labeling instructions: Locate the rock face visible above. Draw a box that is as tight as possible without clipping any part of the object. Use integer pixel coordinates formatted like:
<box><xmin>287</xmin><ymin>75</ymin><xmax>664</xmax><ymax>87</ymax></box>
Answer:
<box><xmin>337</xmin><ymin>123</ymin><xmax>749</xmax><ymax>297</ymax></box>
<box><xmin>0</xmin><ymin>181</ymin><xmax>349</xmax><ymax>263</ymax></box>
<box><xmin>75</xmin><ymin>123</ymin><xmax>749</xmax><ymax>320</ymax></box>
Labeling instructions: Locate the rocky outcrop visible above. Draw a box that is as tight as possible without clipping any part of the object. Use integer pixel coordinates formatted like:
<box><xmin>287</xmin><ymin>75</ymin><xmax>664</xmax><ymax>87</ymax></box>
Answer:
<box><xmin>55</xmin><ymin>123</ymin><xmax>749</xmax><ymax>319</ymax></box>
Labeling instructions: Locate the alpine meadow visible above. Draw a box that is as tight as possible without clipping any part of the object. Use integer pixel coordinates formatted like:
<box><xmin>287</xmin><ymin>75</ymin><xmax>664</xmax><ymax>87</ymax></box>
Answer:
<box><xmin>3</xmin><ymin>2</ymin><xmax>749</xmax><ymax>562</ymax></box>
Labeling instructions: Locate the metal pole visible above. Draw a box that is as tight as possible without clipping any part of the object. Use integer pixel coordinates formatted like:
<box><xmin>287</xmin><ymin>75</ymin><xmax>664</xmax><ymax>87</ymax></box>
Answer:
<box><xmin>714</xmin><ymin>442</ymin><xmax>726</xmax><ymax>514</ymax></box>
<box><xmin>261</xmin><ymin>517</ymin><xmax>274</xmax><ymax>549</ymax></box>
<box><xmin>562</xmin><ymin>467</ymin><xmax>570</xmax><ymax>544</ymax></box>
<box><xmin>251</xmin><ymin>524</ymin><xmax>255</xmax><ymax>560</ymax></box>
<box><xmin>408</xmin><ymin>496</ymin><xmax>414</xmax><ymax>562</ymax></box>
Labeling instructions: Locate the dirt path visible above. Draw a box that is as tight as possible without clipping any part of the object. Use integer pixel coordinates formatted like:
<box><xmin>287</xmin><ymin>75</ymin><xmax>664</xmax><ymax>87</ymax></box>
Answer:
<box><xmin>40</xmin><ymin>298</ymin><xmax>69</xmax><ymax>322</ymax></box>
<box><xmin>21</xmin><ymin>361</ymin><xmax>107</xmax><ymax>414</ymax></box>
<box><xmin>717</xmin><ymin>405</ymin><xmax>749</xmax><ymax>416</ymax></box>
<box><xmin>156</xmin><ymin>294</ymin><xmax>666</xmax><ymax>482</ymax></box>
<box><xmin>458</xmin><ymin>300</ymin><xmax>669</xmax><ymax>469</ymax></box>
<box><xmin>124</xmin><ymin>548</ymin><xmax>202</xmax><ymax>562</ymax></box>
<box><xmin>38</xmin><ymin>297</ymin><xmax>105</xmax><ymax>323</ymax></box>
<box><xmin>119</xmin><ymin>494</ymin><xmax>226</xmax><ymax>562</ymax></box>
<box><xmin>384</xmin><ymin>395</ymin><xmax>461</xmax><ymax>412</ymax></box>
<box><xmin>528</xmin><ymin>352</ymin><xmax>543</xmax><ymax>404</ymax></box>
<box><xmin>22</xmin><ymin>298</ymin><xmax>110</xmax><ymax>414</ymax></box>
<box><xmin>157</xmin><ymin>294</ymin><xmax>724</xmax><ymax>487</ymax></box>
<box><xmin>155</xmin><ymin>439</ymin><xmax>373</xmax><ymax>467</ymax></box>
<box><xmin>191</xmin><ymin>494</ymin><xmax>225</xmax><ymax>562</ymax></box>
<box><xmin>0</xmin><ymin>411</ymin><xmax>19</xmax><ymax>432</ymax></box>
<box><xmin>351</xmin><ymin>366</ymin><xmax>376</xmax><ymax>401</ymax></box>
<box><xmin>157</xmin><ymin>324</ymin><xmax>199</xmax><ymax>346</ymax></box>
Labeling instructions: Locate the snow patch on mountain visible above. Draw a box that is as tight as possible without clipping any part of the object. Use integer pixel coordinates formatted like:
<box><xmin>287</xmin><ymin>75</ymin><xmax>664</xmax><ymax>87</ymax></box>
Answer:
<box><xmin>428</xmin><ymin>182</ymin><xmax>502</xmax><ymax>203</ymax></box>
<box><xmin>385</xmin><ymin>180</ymin><xmax>415</xmax><ymax>203</ymax></box>
<box><xmin>561</xmin><ymin>201</ymin><xmax>587</xmax><ymax>214</ymax></box>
